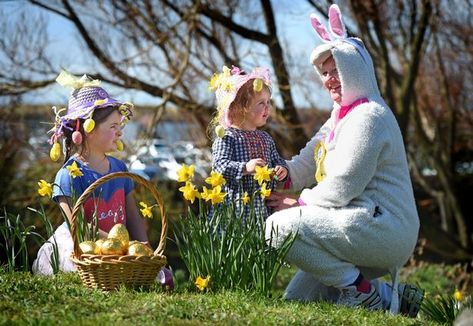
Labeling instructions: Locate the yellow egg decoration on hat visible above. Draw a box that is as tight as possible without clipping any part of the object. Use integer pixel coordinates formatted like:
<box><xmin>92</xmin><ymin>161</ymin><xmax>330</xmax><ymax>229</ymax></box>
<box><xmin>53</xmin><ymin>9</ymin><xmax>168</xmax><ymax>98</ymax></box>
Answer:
<box><xmin>79</xmin><ymin>240</ymin><xmax>98</xmax><ymax>255</ymax></box>
<box><xmin>50</xmin><ymin>142</ymin><xmax>61</xmax><ymax>161</ymax></box>
<box><xmin>215</xmin><ymin>125</ymin><xmax>225</xmax><ymax>138</ymax></box>
<box><xmin>108</xmin><ymin>223</ymin><xmax>129</xmax><ymax>249</ymax></box>
<box><xmin>253</xmin><ymin>78</ymin><xmax>264</xmax><ymax>92</ymax></box>
<box><xmin>116</xmin><ymin>139</ymin><xmax>124</xmax><ymax>151</ymax></box>
<box><xmin>83</xmin><ymin>118</ymin><xmax>95</xmax><ymax>133</ymax></box>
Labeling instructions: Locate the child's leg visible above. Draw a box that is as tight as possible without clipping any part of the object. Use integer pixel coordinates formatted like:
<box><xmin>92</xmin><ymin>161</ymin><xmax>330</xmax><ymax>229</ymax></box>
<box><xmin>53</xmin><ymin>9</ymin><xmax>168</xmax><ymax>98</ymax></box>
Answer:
<box><xmin>32</xmin><ymin>222</ymin><xmax>76</xmax><ymax>275</ymax></box>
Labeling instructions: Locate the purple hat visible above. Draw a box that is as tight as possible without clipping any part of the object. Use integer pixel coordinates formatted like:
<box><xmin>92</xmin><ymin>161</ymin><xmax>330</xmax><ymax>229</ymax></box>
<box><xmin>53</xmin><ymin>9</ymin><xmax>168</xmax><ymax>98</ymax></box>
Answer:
<box><xmin>48</xmin><ymin>71</ymin><xmax>133</xmax><ymax>161</ymax></box>
<box><xmin>50</xmin><ymin>71</ymin><xmax>133</xmax><ymax>141</ymax></box>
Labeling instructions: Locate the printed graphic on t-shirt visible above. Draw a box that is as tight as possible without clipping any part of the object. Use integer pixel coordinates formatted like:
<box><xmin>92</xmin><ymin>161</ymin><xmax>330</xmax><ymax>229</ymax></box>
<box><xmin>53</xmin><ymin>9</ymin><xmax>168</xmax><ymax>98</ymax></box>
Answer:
<box><xmin>83</xmin><ymin>188</ymin><xmax>126</xmax><ymax>233</ymax></box>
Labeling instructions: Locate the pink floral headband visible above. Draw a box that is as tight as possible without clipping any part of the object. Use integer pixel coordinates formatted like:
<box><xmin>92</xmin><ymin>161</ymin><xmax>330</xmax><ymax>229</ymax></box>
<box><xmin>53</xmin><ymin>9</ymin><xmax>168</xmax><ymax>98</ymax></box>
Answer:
<box><xmin>209</xmin><ymin>65</ymin><xmax>272</xmax><ymax>129</ymax></box>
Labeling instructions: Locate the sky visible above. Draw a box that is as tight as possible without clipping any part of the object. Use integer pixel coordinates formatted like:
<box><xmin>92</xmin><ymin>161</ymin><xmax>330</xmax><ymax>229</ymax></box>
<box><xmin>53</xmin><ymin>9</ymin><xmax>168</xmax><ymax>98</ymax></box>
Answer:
<box><xmin>1</xmin><ymin>0</ymin><xmax>332</xmax><ymax>109</ymax></box>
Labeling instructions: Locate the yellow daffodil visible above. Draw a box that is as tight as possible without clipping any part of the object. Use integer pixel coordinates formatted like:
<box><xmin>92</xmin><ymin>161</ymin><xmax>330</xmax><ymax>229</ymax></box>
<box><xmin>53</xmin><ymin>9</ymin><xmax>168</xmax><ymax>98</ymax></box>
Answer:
<box><xmin>37</xmin><ymin>180</ymin><xmax>53</xmax><ymax>197</ymax></box>
<box><xmin>195</xmin><ymin>275</ymin><xmax>211</xmax><ymax>291</ymax></box>
<box><xmin>222</xmin><ymin>65</ymin><xmax>231</xmax><ymax>77</ymax></box>
<box><xmin>66</xmin><ymin>161</ymin><xmax>83</xmax><ymax>178</ymax></box>
<box><xmin>209</xmin><ymin>73</ymin><xmax>221</xmax><ymax>91</ymax></box>
<box><xmin>139</xmin><ymin>202</ymin><xmax>153</xmax><ymax>218</ymax></box>
<box><xmin>179</xmin><ymin>182</ymin><xmax>200</xmax><ymax>203</ymax></box>
<box><xmin>254</xmin><ymin>165</ymin><xmax>273</xmax><ymax>185</ymax></box>
<box><xmin>205</xmin><ymin>171</ymin><xmax>226</xmax><ymax>188</ymax></box>
<box><xmin>260</xmin><ymin>183</ymin><xmax>271</xmax><ymax>198</ymax></box>
<box><xmin>253</xmin><ymin>78</ymin><xmax>263</xmax><ymax>92</ymax></box>
<box><xmin>241</xmin><ymin>192</ymin><xmax>250</xmax><ymax>205</ymax></box>
<box><xmin>177</xmin><ymin>164</ymin><xmax>195</xmax><ymax>183</ymax></box>
<box><xmin>453</xmin><ymin>290</ymin><xmax>464</xmax><ymax>302</ymax></box>
<box><xmin>222</xmin><ymin>81</ymin><xmax>234</xmax><ymax>92</ymax></box>
<box><xmin>203</xmin><ymin>185</ymin><xmax>226</xmax><ymax>205</ymax></box>
<box><xmin>200</xmin><ymin>186</ymin><xmax>210</xmax><ymax>201</ymax></box>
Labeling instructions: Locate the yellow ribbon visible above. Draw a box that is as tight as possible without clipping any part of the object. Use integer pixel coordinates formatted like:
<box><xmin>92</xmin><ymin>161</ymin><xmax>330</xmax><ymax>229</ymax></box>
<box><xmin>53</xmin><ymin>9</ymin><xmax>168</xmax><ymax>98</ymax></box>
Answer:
<box><xmin>56</xmin><ymin>70</ymin><xmax>101</xmax><ymax>89</ymax></box>
<box><xmin>314</xmin><ymin>141</ymin><xmax>327</xmax><ymax>182</ymax></box>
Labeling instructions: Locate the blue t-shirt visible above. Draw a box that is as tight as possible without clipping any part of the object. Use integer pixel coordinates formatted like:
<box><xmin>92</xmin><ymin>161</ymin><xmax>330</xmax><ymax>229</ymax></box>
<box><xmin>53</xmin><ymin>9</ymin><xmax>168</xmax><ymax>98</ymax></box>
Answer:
<box><xmin>52</xmin><ymin>155</ymin><xmax>133</xmax><ymax>232</ymax></box>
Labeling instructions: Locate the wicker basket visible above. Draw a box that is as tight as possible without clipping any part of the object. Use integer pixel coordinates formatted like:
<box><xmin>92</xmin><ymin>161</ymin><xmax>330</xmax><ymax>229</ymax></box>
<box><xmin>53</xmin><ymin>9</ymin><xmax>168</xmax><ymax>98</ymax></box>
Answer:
<box><xmin>70</xmin><ymin>172</ymin><xmax>167</xmax><ymax>291</ymax></box>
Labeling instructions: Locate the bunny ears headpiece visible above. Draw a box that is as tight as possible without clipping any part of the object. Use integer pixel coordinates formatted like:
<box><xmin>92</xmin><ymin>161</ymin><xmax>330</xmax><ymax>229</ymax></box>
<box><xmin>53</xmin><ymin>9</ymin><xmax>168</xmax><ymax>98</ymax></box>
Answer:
<box><xmin>309</xmin><ymin>4</ymin><xmax>370</xmax><ymax>68</ymax></box>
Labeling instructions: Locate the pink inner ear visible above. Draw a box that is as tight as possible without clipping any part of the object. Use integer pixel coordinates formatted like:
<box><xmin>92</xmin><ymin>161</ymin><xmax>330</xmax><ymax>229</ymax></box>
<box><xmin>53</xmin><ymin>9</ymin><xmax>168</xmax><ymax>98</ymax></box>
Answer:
<box><xmin>328</xmin><ymin>5</ymin><xmax>345</xmax><ymax>37</ymax></box>
<box><xmin>310</xmin><ymin>15</ymin><xmax>331</xmax><ymax>42</ymax></box>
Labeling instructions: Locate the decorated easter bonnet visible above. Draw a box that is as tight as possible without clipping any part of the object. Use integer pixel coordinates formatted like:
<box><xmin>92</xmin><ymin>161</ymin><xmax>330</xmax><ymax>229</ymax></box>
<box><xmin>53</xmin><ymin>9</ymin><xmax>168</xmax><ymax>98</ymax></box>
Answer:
<box><xmin>209</xmin><ymin>65</ymin><xmax>271</xmax><ymax>136</ymax></box>
<box><xmin>49</xmin><ymin>71</ymin><xmax>133</xmax><ymax>161</ymax></box>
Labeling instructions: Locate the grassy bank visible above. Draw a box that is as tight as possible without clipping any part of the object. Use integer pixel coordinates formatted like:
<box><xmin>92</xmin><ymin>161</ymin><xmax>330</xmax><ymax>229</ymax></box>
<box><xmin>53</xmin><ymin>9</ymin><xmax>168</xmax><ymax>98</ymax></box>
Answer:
<box><xmin>3</xmin><ymin>262</ymin><xmax>469</xmax><ymax>325</ymax></box>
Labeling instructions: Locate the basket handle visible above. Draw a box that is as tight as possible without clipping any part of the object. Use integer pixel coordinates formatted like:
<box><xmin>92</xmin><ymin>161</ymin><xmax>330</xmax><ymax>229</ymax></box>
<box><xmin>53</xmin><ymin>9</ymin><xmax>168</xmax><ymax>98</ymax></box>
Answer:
<box><xmin>70</xmin><ymin>171</ymin><xmax>167</xmax><ymax>258</ymax></box>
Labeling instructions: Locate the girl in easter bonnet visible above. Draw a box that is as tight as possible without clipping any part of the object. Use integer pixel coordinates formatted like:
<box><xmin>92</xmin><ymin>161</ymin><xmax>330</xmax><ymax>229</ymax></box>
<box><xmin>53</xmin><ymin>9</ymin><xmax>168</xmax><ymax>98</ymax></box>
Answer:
<box><xmin>32</xmin><ymin>71</ymin><xmax>149</xmax><ymax>275</ymax></box>
<box><xmin>209</xmin><ymin>65</ymin><xmax>288</xmax><ymax>221</ymax></box>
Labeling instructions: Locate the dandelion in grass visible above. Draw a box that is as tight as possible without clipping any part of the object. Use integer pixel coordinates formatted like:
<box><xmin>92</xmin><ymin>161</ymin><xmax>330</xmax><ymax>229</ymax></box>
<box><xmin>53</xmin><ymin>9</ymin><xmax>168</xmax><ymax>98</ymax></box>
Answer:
<box><xmin>66</xmin><ymin>161</ymin><xmax>83</xmax><ymax>178</ymax></box>
<box><xmin>260</xmin><ymin>183</ymin><xmax>271</xmax><ymax>198</ymax></box>
<box><xmin>205</xmin><ymin>171</ymin><xmax>226</xmax><ymax>188</ymax></box>
<box><xmin>37</xmin><ymin>180</ymin><xmax>53</xmax><ymax>197</ymax></box>
<box><xmin>202</xmin><ymin>186</ymin><xmax>226</xmax><ymax>205</ymax></box>
<box><xmin>179</xmin><ymin>182</ymin><xmax>200</xmax><ymax>203</ymax></box>
<box><xmin>139</xmin><ymin>202</ymin><xmax>154</xmax><ymax>218</ymax></box>
<box><xmin>254</xmin><ymin>165</ymin><xmax>273</xmax><ymax>185</ymax></box>
<box><xmin>177</xmin><ymin>164</ymin><xmax>195</xmax><ymax>182</ymax></box>
<box><xmin>241</xmin><ymin>192</ymin><xmax>250</xmax><ymax>205</ymax></box>
<box><xmin>453</xmin><ymin>290</ymin><xmax>463</xmax><ymax>302</ymax></box>
<box><xmin>195</xmin><ymin>275</ymin><xmax>211</xmax><ymax>291</ymax></box>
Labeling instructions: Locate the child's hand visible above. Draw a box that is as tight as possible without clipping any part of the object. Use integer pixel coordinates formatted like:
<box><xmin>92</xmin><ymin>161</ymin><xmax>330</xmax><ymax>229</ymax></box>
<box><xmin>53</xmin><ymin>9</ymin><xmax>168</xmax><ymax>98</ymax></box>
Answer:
<box><xmin>245</xmin><ymin>158</ymin><xmax>266</xmax><ymax>174</ymax></box>
<box><xmin>274</xmin><ymin>165</ymin><xmax>288</xmax><ymax>181</ymax></box>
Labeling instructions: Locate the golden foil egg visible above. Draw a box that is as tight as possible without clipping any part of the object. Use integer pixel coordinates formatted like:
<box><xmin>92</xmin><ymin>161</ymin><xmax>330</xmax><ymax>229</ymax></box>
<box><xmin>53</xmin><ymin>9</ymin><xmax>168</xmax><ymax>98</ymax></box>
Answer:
<box><xmin>79</xmin><ymin>241</ymin><xmax>97</xmax><ymax>255</ymax></box>
<box><xmin>95</xmin><ymin>239</ymin><xmax>105</xmax><ymax>254</ymax></box>
<box><xmin>127</xmin><ymin>243</ymin><xmax>153</xmax><ymax>256</ymax></box>
<box><xmin>101</xmin><ymin>238</ymin><xmax>125</xmax><ymax>255</ymax></box>
<box><xmin>108</xmin><ymin>223</ymin><xmax>129</xmax><ymax>248</ymax></box>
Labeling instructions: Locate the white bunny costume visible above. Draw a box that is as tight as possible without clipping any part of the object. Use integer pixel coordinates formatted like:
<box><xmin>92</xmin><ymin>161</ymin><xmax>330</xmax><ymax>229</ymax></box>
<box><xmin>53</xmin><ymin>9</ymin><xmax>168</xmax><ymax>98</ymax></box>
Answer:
<box><xmin>266</xmin><ymin>5</ymin><xmax>419</xmax><ymax>314</ymax></box>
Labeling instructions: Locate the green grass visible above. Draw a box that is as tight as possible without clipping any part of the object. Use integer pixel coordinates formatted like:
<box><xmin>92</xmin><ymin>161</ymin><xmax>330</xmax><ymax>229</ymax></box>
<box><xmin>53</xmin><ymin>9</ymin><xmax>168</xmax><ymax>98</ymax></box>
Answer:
<box><xmin>1</xmin><ymin>264</ymin><xmax>458</xmax><ymax>326</ymax></box>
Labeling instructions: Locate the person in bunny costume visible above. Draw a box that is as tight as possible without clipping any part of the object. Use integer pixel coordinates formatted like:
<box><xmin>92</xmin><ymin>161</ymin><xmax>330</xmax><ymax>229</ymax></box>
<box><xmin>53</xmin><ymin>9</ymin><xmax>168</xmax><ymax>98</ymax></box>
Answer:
<box><xmin>265</xmin><ymin>5</ymin><xmax>423</xmax><ymax>317</ymax></box>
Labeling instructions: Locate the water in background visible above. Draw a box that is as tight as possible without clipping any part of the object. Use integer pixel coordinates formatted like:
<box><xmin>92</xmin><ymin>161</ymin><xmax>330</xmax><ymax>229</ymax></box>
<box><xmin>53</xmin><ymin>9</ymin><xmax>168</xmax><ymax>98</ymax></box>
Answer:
<box><xmin>24</xmin><ymin>118</ymin><xmax>212</xmax><ymax>181</ymax></box>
